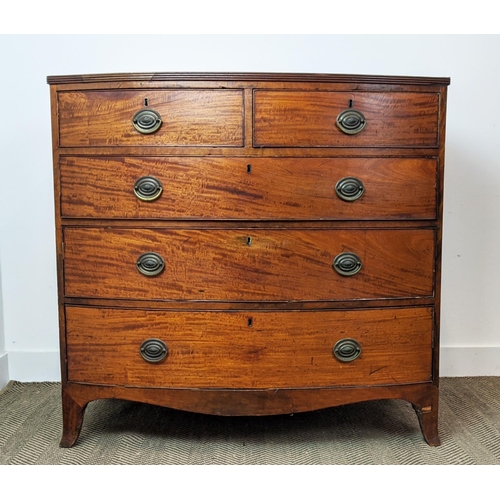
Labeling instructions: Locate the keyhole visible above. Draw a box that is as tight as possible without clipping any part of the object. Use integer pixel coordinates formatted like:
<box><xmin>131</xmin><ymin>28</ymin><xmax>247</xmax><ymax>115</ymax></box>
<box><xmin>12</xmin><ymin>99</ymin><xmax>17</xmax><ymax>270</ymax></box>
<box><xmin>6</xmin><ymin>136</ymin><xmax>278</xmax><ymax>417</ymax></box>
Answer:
<box><xmin>348</xmin><ymin>99</ymin><xmax>353</xmax><ymax>108</ymax></box>
<box><xmin>247</xmin><ymin>164</ymin><xmax>252</xmax><ymax>174</ymax></box>
<box><xmin>248</xmin><ymin>318</ymin><xmax>253</xmax><ymax>327</ymax></box>
<box><xmin>246</xmin><ymin>236</ymin><xmax>252</xmax><ymax>246</ymax></box>
<box><xmin>144</xmin><ymin>98</ymin><xmax>149</xmax><ymax>106</ymax></box>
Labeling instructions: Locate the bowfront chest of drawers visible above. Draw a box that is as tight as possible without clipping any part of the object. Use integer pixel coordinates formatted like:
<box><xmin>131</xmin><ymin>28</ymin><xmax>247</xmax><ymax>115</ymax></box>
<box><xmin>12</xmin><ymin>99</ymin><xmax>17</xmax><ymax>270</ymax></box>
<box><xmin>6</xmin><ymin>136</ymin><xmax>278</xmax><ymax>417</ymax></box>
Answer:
<box><xmin>47</xmin><ymin>72</ymin><xmax>450</xmax><ymax>447</ymax></box>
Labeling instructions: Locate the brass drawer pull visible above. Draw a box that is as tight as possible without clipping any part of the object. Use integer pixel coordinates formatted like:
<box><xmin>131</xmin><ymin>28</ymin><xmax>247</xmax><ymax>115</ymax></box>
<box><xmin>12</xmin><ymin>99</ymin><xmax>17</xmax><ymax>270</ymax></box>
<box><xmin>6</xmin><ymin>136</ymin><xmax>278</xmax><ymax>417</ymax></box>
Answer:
<box><xmin>132</xmin><ymin>109</ymin><xmax>162</xmax><ymax>134</ymax></box>
<box><xmin>336</xmin><ymin>108</ymin><xmax>366</xmax><ymax>135</ymax></box>
<box><xmin>333</xmin><ymin>338</ymin><xmax>362</xmax><ymax>362</ymax></box>
<box><xmin>140</xmin><ymin>338</ymin><xmax>168</xmax><ymax>363</ymax></box>
<box><xmin>134</xmin><ymin>176</ymin><xmax>163</xmax><ymax>201</ymax></box>
<box><xmin>136</xmin><ymin>252</ymin><xmax>165</xmax><ymax>276</ymax></box>
<box><xmin>335</xmin><ymin>177</ymin><xmax>365</xmax><ymax>201</ymax></box>
<box><xmin>333</xmin><ymin>252</ymin><xmax>362</xmax><ymax>276</ymax></box>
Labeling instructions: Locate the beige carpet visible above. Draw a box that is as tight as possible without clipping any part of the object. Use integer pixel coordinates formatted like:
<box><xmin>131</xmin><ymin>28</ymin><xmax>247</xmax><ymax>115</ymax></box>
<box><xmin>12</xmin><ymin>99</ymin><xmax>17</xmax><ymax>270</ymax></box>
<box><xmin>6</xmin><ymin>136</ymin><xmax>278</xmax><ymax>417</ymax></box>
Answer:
<box><xmin>1</xmin><ymin>377</ymin><xmax>499</xmax><ymax>464</ymax></box>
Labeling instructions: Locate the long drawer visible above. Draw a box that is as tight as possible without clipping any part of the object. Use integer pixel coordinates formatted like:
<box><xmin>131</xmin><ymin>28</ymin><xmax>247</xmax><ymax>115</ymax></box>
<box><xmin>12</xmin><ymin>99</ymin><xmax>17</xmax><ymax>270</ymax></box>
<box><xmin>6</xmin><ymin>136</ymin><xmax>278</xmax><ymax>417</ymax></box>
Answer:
<box><xmin>57</xmin><ymin>90</ymin><xmax>244</xmax><ymax>147</ymax></box>
<box><xmin>63</xmin><ymin>228</ymin><xmax>435</xmax><ymax>301</ymax></box>
<box><xmin>254</xmin><ymin>91</ymin><xmax>440</xmax><ymax>148</ymax></box>
<box><xmin>60</xmin><ymin>156</ymin><xmax>437</xmax><ymax>220</ymax></box>
<box><xmin>66</xmin><ymin>306</ymin><xmax>434</xmax><ymax>389</ymax></box>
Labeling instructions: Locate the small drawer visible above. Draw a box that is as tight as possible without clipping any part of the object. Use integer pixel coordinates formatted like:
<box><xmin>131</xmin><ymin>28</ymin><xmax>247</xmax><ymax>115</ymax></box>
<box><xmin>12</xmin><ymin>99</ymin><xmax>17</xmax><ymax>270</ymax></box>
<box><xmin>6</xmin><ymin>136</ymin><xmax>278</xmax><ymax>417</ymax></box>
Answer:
<box><xmin>60</xmin><ymin>156</ymin><xmax>437</xmax><ymax>220</ymax></box>
<box><xmin>57</xmin><ymin>90</ymin><xmax>244</xmax><ymax>147</ymax></box>
<box><xmin>65</xmin><ymin>306</ymin><xmax>433</xmax><ymax>389</ymax></box>
<box><xmin>63</xmin><ymin>228</ymin><xmax>435</xmax><ymax>301</ymax></box>
<box><xmin>254</xmin><ymin>90</ymin><xmax>440</xmax><ymax>148</ymax></box>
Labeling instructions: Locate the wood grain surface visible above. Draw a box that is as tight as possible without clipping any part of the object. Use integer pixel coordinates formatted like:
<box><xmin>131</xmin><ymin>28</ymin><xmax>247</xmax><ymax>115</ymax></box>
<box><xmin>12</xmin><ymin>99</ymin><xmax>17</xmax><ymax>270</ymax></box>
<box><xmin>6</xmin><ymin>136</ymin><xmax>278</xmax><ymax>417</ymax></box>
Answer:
<box><xmin>254</xmin><ymin>91</ymin><xmax>439</xmax><ymax>147</ymax></box>
<box><xmin>63</xmin><ymin>228</ymin><xmax>435</xmax><ymax>301</ymax></box>
<box><xmin>60</xmin><ymin>156</ymin><xmax>437</xmax><ymax>220</ymax></box>
<box><xmin>65</xmin><ymin>306</ymin><xmax>433</xmax><ymax>388</ymax></box>
<box><xmin>58</xmin><ymin>90</ymin><xmax>244</xmax><ymax>147</ymax></box>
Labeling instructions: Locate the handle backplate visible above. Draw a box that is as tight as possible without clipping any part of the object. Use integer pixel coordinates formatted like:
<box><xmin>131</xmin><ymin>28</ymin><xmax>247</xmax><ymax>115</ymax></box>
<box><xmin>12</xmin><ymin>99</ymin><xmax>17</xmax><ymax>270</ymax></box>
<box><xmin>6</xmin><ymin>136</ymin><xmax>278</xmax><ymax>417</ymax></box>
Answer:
<box><xmin>333</xmin><ymin>252</ymin><xmax>362</xmax><ymax>276</ymax></box>
<box><xmin>134</xmin><ymin>176</ymin><xmax>163</xmax><ymax>201</ymax></box>
<box><xmin>335</xmin><ymin>177</ymin><xmax>365</xmax><ymax>202</ymax></box>
<box><xmin>336</xmin><ymin>108</ymin><xmax>366</xmax><ymax>135</ymax></box>
<box><xmin>140</xmin><ymin>338</ymin><xmax>168</xmax><ymax>363</ymax></box>
<box><xmin>333</xmin><ymin>338</ymin><xmax>362</xmax><ymax>362</ymax></box>
<box><xmin>132</xmin><ymin>109</ymin><xmax>162</xmax><ymax>134</ymax></box>
<box><xmin>136</xmin><ymin>252</ymin><xmax>165</xmax><ymax>277</ymax></box>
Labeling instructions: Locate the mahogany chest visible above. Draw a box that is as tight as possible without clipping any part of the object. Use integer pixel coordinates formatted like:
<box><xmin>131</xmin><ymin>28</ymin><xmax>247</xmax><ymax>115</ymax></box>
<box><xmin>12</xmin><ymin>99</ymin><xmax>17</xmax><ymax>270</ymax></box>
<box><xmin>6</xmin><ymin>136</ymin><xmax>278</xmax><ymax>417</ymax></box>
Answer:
<box><xmin>47</xmin><ymin>72</ymin><xmax>450</xmax><ymax>447</ymax></box>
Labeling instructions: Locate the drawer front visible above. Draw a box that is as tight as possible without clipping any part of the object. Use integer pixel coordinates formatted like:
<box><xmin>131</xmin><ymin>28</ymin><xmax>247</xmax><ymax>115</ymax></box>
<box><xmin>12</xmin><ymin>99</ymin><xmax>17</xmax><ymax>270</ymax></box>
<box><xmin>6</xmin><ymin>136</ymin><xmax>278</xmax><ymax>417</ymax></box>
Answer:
<box><xmin>66</xmin><ymin>306</ymin><xmax>433</xmax><ymax>389</ymax></box>
<box><xmin>57</xmin><ymin>90</ymin><xmax>244</xmax><ymax>147</ymax></box>
<box><xmin>254</xmin><ymin>91</ymin><xmax>439</xmax><ymax>148</ymax></box>
<box><xmin>63</xmin><ymin>228</ymin><xmax>435</xmax><ymax>301</ymax></box>
<box><xmin>60</xmin><ymin>156</ymin><xmax>437</xmax><ymax>220</ymax></box>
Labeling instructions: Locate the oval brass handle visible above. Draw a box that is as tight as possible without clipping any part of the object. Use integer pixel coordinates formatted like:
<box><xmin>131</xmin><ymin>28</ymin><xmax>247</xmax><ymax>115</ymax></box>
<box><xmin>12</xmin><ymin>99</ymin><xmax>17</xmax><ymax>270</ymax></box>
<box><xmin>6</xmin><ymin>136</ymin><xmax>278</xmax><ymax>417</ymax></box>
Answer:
<box><xmin>335</xmin><ymin>177</ymin><xmax>364</xmax><ymax>201</ymax></box>
<box><xmin>136</xmin><ymin>252</ymin><xmax>165</xmax><ymax>276</ymax></box>
<box><xmin>333</xmin><ymin>338</ymin><xmax>362</xmax><ymax>362</ymax></box>
<box><xmin>140</xmin><ymin>338</ymin><xmax>168</xmax><ymax>363</ymax></box>
<box><xmin>132</xmin><ymin>109</ymin><xmax>162</xmax><ymax>134</ymax></box>
<box><xmin>134</xmin><ymin>176</ymin><xmax>163</xmax><ymax>201</ymax></box>
<box><xmin>333</xmin><ymin>252</ymin><xmax>362</xmax><ymax>276</ymax></box>
<box><xmin>336</xmin><ymin>108</ymin><xmax>366</xmax><ymax>135</ymax></box>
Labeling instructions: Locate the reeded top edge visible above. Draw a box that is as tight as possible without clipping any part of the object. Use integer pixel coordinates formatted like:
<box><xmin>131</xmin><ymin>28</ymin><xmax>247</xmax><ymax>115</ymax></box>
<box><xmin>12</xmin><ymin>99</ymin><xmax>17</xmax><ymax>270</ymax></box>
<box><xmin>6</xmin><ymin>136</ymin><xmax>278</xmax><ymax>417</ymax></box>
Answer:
<box><xmin>46</xmin><ymin>72</ymin><xmax>451</xmax><ymax>86</ymax></box>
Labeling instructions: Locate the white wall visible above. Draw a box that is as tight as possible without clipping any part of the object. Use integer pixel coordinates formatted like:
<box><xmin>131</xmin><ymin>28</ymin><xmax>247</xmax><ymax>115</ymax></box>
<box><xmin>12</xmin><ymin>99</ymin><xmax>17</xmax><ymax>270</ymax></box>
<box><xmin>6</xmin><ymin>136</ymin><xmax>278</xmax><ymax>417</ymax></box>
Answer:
<box><xmin>0</xmin><ymin>262</ymin><xmax>8</xmax><ymax>388</ymax></box>
<box><xmin>0</xmin><ymin>35</ymin><xmax>499</xmax><ymax>384</ymax></box>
